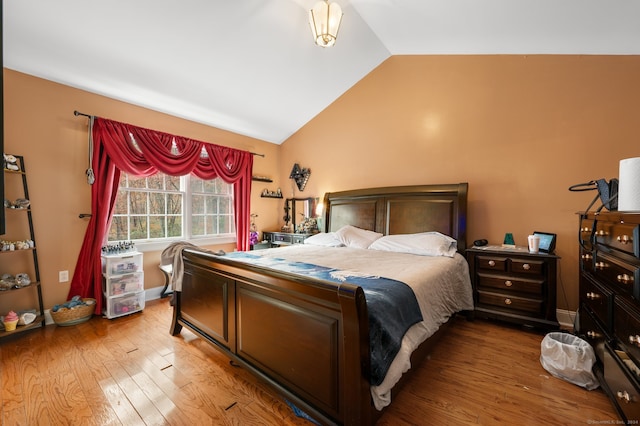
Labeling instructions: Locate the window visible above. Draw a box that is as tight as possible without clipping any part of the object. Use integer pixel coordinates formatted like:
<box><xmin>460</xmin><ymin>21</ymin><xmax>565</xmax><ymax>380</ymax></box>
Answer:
<box><xmin>108</xmin><ymin>173</ymin><xmax>235</xmax><ymax>248</ymax></box>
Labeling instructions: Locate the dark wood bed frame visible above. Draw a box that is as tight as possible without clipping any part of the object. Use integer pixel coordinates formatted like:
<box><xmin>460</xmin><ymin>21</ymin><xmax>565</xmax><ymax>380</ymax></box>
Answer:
<box><xmin>170</xmin><ymin>183</ymin><xmax>468</xmax><ymax>425</ymax></box>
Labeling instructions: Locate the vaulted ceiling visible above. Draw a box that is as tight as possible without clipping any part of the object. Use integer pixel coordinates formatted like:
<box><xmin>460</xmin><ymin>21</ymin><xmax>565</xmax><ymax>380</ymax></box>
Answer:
<box><xmin>5</xmin><ymin>0</ymin><xmax>640</xmax><ymax>144</ymax></box>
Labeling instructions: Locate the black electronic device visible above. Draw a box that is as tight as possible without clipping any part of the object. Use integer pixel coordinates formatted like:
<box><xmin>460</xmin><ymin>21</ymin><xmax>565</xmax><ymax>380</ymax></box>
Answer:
<box><xmin>533</xmin><ymin>231</ymin><xmax>556</xmax><ymax>254</ymax></box>
<box><xmin>473</xmin><ymin>239</ymin><xmax>488</xmax><ymax>247</ymax></box>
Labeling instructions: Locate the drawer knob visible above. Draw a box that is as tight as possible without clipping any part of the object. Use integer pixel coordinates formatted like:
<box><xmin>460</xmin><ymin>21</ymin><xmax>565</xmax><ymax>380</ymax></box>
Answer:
<box><xmin>595</xmin><ymin>262</ymin><xmax>606</xmax><ymax>270</ymax></box>
<box><xmin>596</xmin><ymin>230</ymin><xmax>608</xmax><ymax>236</ymax></box>
<box><xmin>488</xmin><ymin>260</ymin><xmax>496</xmax><ymax>267</ymax></box>
<box><xmin>505</xmin><ymin>280</ymin><xmax>513</xmax><ymax>287</ymax></box>
<box><xmin>581</xmin><ymin>227</ymin><xmax>591</xmax><ymax>233</ymax></box>
<box><xmin>504</xmin><ymin>298</ymin><xmax>512</xmax><ymax>305</ymax></box>
<box><xmin>581</xmin><ymin>253</ymin><xmax>593</xmax><ymax>260</ymax></box>
<box><xmin>617</xmin><ymin>274</ymin><xmax>633</xmax><ymax>285</ymax></box>
<box><xmin>617</xmin><ymin>234</ymin><xmax>633</xmax><ymax>244</ymax></box>
<box><xmin>586</xmin><ymin>292</ymin><xmax>599</xmax><ymax>300</ymax></box>
<box><xmin>629</xmin><ymin>335</ymin><xmax>640</xmax><ymax>347</ymax></box>
<box><xmin>617</xmin><ymin>390</ymin><xmax>632</xmax><ymax>404</ymax></box>
<box><xmin>587</xmin><ymin>330</ymin><xmax>598</xmax><ymax>339</ymax></box>
<box><xmin>522</xmin><ymin>263</ymin><xmax>531</xmax><ymax>271</ymax></box>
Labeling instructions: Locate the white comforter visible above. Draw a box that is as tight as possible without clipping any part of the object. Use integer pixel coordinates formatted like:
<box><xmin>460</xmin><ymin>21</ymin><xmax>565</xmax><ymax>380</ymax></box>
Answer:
<box><xmin>243</xmin><ymin>245</ymin><xmax>474</xmax><ymax>410</ymax></box>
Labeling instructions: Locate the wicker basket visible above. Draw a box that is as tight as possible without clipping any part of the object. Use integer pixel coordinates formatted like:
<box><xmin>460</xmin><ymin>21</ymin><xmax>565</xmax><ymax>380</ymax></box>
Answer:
<box><xmin>51</xmin><ymin>298</ymin><xmax>96</xmax><ymax>326</ymax></box>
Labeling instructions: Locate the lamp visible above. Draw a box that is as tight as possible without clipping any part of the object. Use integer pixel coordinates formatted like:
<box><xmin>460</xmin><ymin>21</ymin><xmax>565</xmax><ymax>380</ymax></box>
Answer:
<box><xmin>308</xmin><ymin>0</ymin><xmax>343</xmax><ymax>48</ymax></box>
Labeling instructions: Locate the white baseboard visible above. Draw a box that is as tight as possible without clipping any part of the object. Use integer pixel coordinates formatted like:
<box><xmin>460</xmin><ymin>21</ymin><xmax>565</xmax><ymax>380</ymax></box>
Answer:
<box><xmin>556</xmin><ymin>309</ymin><xmax>577</xmax><ymax>331</ymax></box>
<box><xmin>45</xmin><ymin>286</ymin><xmax>170</xmax><ymax>326</ymax></box>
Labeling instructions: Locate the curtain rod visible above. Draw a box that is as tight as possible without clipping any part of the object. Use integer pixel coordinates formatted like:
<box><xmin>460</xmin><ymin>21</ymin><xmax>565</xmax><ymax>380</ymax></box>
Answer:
<box><xmin>73</xmin><ymin>110</ymin><xmax>265</xmax><ymax>157</ymax></box>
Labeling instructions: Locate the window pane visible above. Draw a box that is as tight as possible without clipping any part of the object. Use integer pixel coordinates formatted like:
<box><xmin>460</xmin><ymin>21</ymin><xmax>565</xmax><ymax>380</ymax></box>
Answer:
<box><xmin>219</xmin><ymin>197</ymin><xmax>231</xmax><ymax>214</ymax></box>
<box><xmin>130</xmin><ymin>216</ymin><xmax>148</xmax><ymax>240</ymax></box>
<box><xmin>205</xmin><ymin>215</ymin><xmax>216</xmax><ymax>234</ymax></box>
<box><xmin>167</xmin><ymin>175</ymin><xmax>181</xmax><ymax>191</ymax></box>
<box><xmin>168</xmin><ymin>216</ymin><xmax>182</xmax><ymax>237</ymax></box>
<box><xmin>167</xmin><ymin>193</ymin><xmax>182</xmax><ymax>214</ymax></box>
<box><xmin>149</xmin><ymin>216</ymin><xmax>165</xmax><ymax>239</ymax></box>
<box><xmin>190</xmin><ymin>176</ymin><xmax>203</xmax><ymax>193</ymax></box>
<box><xmin>128</xmin><ymin>176</ymin><xmax>147</xmax><ymax>189</ymax></box>
<box><xmin>149</xmin><ymin>193</ymin><xmax>166</xmax><ymax>215</ymax></box>
<box><xmin>203</xmin><ymin>179</ymin><xmax>216</xmax><ymax>193</ymax></box>
<box><xmin>217</xmin><ymin>179</ymin><xmax>230</xmax><ymax>193</ymax></box>
<box><xmin>218</xmin><ymin>216</ymin><xmax>231</xmax><ymax>233</ymax></box>
<box><xmin>147</xmin><ymin>174</ymin><xmax>164</xmax><ymax>190</ymax></box>
<box><xmin>109</xmin><ymin>216</ymin><xmax>129</xmax><ymax>241</ymax></box>
<box><xmin>192</xmin><ymin>195</ymin><xmax>205</xmax><ymax>214</ymax></box>
<box><xmin>206</xmin><ymin>196</ymin><xmax>218</xmax><ymax>214</ymax></box>
<box><xmin>113</xmin><ymin>192</ymin><xmax>128</xmax><ymax>215</ymax></box>
<box><xmin>129</xmin><ymin>192</ymin><xmax>147</xmax><ymax>215</ymax></box>
<box><xmin>192</xmin><ymin>216</ymin><xmax>205</xmax><ymax>236</ymax></box>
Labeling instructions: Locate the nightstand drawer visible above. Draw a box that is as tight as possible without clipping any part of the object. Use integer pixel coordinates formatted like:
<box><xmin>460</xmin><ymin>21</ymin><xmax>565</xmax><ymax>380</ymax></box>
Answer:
<box><xmin>477</xmin><ymin>272</ymin><xmax>543</xmax><ymax>296</ymax></box>
<box><xmin>510</xmin><ymin>258</ymin><xmax>545</xmax><ymax>276</ymax></box>
<box><xmin>477</xmin><ymin>290</ymin><xmax>543</xmax><ymax>315</ymax></box>
<box><xmin>476</xmin><ymin>255</ymin><xmax>507</xmax><ymax>272</ymax></box>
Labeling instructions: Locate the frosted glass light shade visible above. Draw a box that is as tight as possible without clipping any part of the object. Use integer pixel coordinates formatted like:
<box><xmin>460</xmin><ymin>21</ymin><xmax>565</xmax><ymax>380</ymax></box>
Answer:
<box><xmin>309</xmin><ymin>1</ymin><xmax>343</xmax><ymax>47</ymax></box>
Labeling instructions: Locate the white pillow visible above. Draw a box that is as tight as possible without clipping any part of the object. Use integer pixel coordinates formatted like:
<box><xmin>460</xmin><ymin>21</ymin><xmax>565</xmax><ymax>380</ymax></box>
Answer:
<box><xmin>368</xmin><ymin>232</ymin><xmax>458</xmax><ymax>257</ymax></box>
<box><xmin>303</xmin><ymin>232</ymin><xmax>344</xmax><ymax>247</ymax></box>
<box><xmin>335</xmin><ymin>225</ymin><xmax>383</xmax><ymax>249</ymax></box>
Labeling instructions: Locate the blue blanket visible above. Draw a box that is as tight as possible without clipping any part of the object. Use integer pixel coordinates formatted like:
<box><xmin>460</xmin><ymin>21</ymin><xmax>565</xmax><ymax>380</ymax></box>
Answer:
<box><xmin>224</xmin><ymin>252</ymin><xmax>423</xmax><ymax>386</ymax></box>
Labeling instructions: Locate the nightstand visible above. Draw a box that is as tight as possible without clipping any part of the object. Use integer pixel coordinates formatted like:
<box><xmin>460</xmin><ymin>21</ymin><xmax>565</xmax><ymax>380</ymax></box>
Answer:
<box><xmin>466</xmin><ymin>245</ymin><xmax>559</xmax><ymax>330</ymax></box>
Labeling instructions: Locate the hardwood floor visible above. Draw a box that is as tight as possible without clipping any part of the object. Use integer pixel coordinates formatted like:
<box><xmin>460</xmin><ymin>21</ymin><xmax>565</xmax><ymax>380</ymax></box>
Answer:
<box><xmin>1</xmin><ymin>298</ymin><xmax>618</xmax><ymax>425</ymax></box>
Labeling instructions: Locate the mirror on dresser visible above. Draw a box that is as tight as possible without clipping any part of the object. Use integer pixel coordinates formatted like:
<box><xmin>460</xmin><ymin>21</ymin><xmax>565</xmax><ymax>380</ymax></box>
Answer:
<box><xmin>283</xmin><ymin>197</ymin><xmax>319</xmax><ymax>233</ymax></box>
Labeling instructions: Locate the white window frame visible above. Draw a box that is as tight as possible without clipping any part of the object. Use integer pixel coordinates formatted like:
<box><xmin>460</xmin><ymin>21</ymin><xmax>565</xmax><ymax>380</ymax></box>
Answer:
<box><xmin>108</xmin><ymin>173</ymin><xmax>236</xmax><ymax>253</ymax></box>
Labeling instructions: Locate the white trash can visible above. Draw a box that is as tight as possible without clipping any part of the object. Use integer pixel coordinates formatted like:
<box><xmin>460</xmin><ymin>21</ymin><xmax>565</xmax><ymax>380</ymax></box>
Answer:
<box><xmin>539</xmin><ymin>332</ymin><xmax>599</xmax><ymax>390</ymax></box>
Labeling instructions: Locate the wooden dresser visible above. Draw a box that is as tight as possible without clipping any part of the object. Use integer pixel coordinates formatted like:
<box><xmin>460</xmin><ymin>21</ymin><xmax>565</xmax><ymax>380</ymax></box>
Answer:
<box><xmin>577</xmin><ymin>211</ymin><xmax>640</xmax><ymax>423</ymax></box>
<box><xmin>466</xmin><ymin>246</ymin><xmax>559</xmax><ymax>329</ymax></box>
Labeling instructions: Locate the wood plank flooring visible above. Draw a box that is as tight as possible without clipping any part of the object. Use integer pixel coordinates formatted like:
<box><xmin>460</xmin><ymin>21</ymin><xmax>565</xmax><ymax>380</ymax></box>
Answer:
<box><xmin>1</xmin><ymin>298</ymin><xmax>618</xmax><ymax>425</ymax></box>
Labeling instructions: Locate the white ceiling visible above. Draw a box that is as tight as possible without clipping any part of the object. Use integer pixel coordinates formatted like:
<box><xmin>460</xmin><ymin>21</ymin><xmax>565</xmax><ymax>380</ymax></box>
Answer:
<box><xmin>4</xmin><ymin>0</ymin><xmax>640</xmax><ymax>144</ymax></box>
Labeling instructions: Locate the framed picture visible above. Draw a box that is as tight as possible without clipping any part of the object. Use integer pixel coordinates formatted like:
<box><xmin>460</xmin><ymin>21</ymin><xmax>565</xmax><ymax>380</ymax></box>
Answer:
<box><xmin>533</xmin><ymin>231</ymin><xmax>556</xmax><ymax>254</ymax></box>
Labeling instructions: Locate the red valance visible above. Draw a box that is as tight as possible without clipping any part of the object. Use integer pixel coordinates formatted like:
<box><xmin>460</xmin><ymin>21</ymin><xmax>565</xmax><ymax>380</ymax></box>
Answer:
<box><xmin>69</xmin><ymin>117</ymin><xmax>253</xmax><ymax>314</ymax></box>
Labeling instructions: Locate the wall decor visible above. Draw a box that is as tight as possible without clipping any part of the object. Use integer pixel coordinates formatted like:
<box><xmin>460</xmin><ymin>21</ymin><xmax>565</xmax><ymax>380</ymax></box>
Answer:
<box><xmin>289</xmin><ymin>163</ymin><xmax>311</xmax><ymax>191</ymax></box>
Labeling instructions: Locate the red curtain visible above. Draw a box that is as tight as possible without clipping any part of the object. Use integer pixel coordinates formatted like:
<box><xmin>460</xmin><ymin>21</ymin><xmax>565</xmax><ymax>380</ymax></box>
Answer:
<box><xmin>68</xmin><ymin>118</ymin><xmax>253</xmax><ymax>314</ymax></box>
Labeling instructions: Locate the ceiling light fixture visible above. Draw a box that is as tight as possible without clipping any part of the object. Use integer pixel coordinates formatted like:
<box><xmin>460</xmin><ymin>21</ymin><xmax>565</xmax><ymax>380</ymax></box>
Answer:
<box><xmin>308</xmin><ymin>0</ymin><xmax>343</xmax><ymax>48</ymax></box>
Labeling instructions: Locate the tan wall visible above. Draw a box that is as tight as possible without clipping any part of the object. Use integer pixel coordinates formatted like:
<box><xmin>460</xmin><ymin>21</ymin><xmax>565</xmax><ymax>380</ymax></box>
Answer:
<box><xmin>281</xmin><ymin>55</ymin><xmax>640</xmax><ymax>311</ymax></box>
<box><xmin>3</xmin><ymin>55</ymin><xmax>639</xmax><ymax>314</ymax></box>
<box><xmin>2</xmin><ymin>69</ymin><xmax>280</xmax><ymax>311</ymax></box>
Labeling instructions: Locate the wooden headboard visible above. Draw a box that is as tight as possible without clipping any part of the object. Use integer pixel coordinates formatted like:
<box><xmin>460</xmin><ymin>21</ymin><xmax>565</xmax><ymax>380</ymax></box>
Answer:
<box><xmin>323</xmin><ymin>183</ymin><xmax>468</xmax><ymax>251</ymax></box>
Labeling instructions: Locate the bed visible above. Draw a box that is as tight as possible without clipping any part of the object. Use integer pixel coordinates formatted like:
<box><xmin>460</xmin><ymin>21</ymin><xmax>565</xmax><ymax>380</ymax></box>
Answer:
<box><xmin>170</xmin><ymin>183</ymin><xmax>473</xmax><ymax>425</ymax></box>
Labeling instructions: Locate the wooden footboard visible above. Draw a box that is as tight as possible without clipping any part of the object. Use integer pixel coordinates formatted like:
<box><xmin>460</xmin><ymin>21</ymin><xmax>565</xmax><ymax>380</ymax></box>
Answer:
<box><xmin>171</xmin><ymin>248</ymin><xmax>373</xmax><ymax>425</ymax></box>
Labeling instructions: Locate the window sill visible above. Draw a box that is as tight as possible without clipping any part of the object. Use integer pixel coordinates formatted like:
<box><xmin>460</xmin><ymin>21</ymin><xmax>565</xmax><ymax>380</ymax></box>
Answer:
<box><xmin>133</xmin><ymin>235</ymin><xmax>236</xmax><ymax>253</ymax></box>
